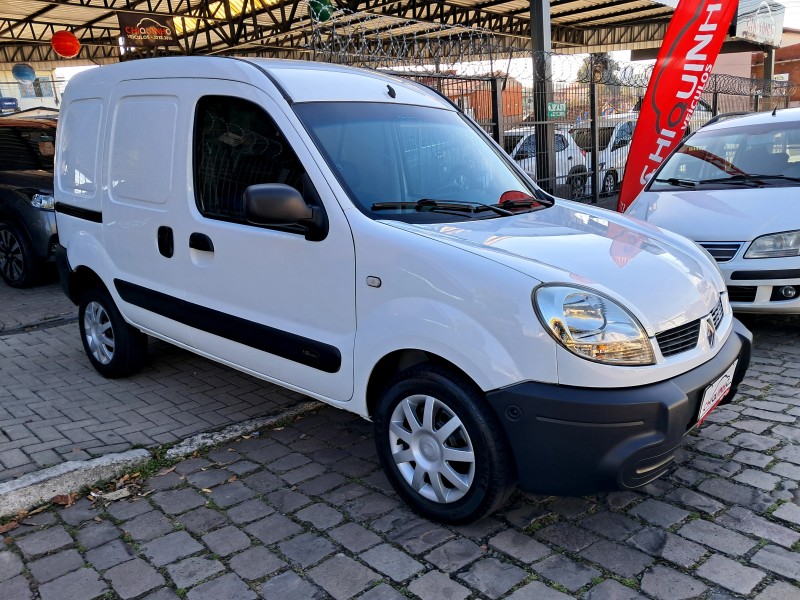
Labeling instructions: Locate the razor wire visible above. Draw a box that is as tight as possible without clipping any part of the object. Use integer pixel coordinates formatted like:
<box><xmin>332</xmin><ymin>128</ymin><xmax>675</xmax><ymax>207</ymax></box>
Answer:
<box><xmin>304</xmin><ymin>2</ymin><xmax>795</xmax><ymax>98</ymax></box>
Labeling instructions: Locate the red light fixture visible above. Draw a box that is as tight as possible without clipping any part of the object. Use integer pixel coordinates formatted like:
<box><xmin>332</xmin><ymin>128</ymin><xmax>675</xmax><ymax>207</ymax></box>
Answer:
<box><xmin>51</xmin><ymin>31</ymin><xmax>81</xmax><ymax>59</ymax></box>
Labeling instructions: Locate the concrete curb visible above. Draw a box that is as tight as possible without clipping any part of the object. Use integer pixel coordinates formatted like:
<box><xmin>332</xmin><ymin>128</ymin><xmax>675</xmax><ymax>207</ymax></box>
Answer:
<box><xmin>0</xmin><ymin>449</ymin><xmax>151</xmax><ymax>519</ymax></box>
<box><xmin>164</xmin><ymin>400</ymin><xmax>325</xmax><ymax>460</ymax></box>
<box><xmin>0</xmin><ymin>400</ymin><xmax>325</xmax><ymax>519</ymax></box>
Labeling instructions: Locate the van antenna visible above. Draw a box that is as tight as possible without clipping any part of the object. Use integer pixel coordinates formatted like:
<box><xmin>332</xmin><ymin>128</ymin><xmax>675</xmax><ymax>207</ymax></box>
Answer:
<box><xmin>772</xmin><ymin>106</ymin><xmax>777</xmax><ymax>116</ymax></box>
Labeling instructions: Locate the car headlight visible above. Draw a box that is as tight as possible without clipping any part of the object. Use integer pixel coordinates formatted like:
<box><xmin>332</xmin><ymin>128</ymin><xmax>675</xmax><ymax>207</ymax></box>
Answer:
<box><xmin>744</xmin><ymin>230</ymin><xmax>800</xmax><ymax>259</ymax></box>
<box><xmin>534</xmin><ymin>285</ymin><xmax>655</xmax><ymax>366</ymax></box>
<box><xmin>30</xmin><ymin>193</ymin><xmax>55</xmax><ymax>210</ymax></box>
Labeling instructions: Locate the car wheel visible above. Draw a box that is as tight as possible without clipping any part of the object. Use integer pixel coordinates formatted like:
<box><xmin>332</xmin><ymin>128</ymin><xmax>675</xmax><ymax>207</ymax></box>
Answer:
<box><xmin>79</xmin><ymin>286</ymin><xmax>148</xmax><ymax>378</ymax></box>
<box><xmin>601</xmin><ymin>171</ymin><xmax>617</xmax><ymax>196</ymax></box>
<box><xmin>374</xmin><ymin>365</ymin><xmax>515</xmax><ymax>523</ymax></box>
<box><xmin>0</xmin><ymin>220</ymin><xmax>39</xmax><ymax>288</ymax></box>
<box><xmin>569</xmin><ymin>173</ymin><xmax>587</xmax><ymax>199</ymax></box>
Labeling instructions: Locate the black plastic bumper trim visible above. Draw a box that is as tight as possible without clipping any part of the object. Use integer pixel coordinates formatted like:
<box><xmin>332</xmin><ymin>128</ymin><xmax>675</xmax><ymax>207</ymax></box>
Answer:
<box><xmin>731</xmin><ymin>268</ymin><xmax>800</xmax><ymax>280</ymax></box>
<box><xmin>486</xmin><ymin>318</ymin><xmax>752</xmax><ymax>496</ymax></box>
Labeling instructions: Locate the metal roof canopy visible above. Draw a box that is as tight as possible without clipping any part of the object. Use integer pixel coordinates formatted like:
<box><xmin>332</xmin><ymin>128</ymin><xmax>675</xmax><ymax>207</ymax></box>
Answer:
<box><xmin>0</xmin><ymin>0</ymin><xmax>780</xmax><ymax>66</ymax></box>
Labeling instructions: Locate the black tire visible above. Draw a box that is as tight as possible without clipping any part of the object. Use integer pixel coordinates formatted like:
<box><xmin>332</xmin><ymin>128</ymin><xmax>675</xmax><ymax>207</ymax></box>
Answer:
<box><xmin>601</xmin><ymin>171</ymin><xmax>617</xmax><ymax>196</ymax></box>
<box><xmin>0</xmin><ymin>220</ymin><xmax>39</xmax><ymax>288</ymax></box>
<box><xmin>568</xmin><ymin>173</ymin><xmax>587</xmax><ymax>200</ymax></box>
<box><xmin>78</xmin><ymin>286</ymin><xmax>147</xmax><ymax>378</ymax></box>
<box><xmin>374</xmin><ymin>365</ymin><xmax>515</xmax><ymax>523</ymax></box>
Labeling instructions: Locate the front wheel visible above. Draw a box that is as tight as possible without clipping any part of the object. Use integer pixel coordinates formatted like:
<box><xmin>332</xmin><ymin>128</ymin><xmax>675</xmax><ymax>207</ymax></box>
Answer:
<box><xmin>374</xmin><ymin>365</ymin><xmax>515</xmax><ymax>523</ymax></box>
<box><xmin>79</xmin><ymin>287</ymin><xmax>148</xmax><ymax>378</ymax></box>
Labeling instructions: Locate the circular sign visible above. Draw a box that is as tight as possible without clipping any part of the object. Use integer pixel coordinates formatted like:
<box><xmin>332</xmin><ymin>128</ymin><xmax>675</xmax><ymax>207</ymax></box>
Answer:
<box><xmin>51</xmin><ymin>31</ymin><xmax>81</xmax><ymax>58</ymax></box>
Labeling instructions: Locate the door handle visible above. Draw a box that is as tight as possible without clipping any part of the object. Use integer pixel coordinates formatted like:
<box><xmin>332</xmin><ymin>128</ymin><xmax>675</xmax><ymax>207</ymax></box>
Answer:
<box><xmin>189</xmin><ymin>232</ymin><xmax>214</xmax><ymax>252</ymax></box>
<box><xmin>157</xmin><ymin>226</ymin><xmax>174</xmax><ymax>258</ymax></box>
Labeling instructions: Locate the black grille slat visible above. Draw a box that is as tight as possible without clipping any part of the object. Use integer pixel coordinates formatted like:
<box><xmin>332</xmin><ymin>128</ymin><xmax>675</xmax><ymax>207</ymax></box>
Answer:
<box><xmin>656</xmin><ymin>321</ymin><xmax>701</xmax><ymax>356</ymax></box>
<box><xmin>728</xmin><ymin>286</ymin><xmax>757</xmax><ymax>302</ymax></box>
<box><xmin>699</xmin><ymin>242</ymin><xmax>743</xmax><ymax>263</ymax></box>
<box><xmin>656</xmin><ymin>298</ymin><xmax>724</xmax><ymax>357</ymax></box>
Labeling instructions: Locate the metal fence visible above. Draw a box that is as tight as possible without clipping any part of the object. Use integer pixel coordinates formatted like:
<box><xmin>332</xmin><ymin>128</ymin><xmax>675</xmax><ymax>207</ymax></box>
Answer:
<box><xmin>393</xmin><ymin>63</ymin><xmax>795</xmax><ymax>204</ymax></box>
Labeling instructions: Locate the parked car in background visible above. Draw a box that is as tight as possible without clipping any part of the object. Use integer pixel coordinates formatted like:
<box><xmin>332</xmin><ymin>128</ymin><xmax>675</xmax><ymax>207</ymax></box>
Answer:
<box><xmin>627</xmin><ymin>108</ymin><xmax>800</xmax><ymax>314</ymax></box>
<box><xmin>570</xmin><ymin>114</ymin><xmax>636</xmax><ymax>196</ymax></box>
<box><xmin>503</xmin><ymin>126</ymin><xmax>588</xmax><ymax>199</ymax></box>
<box><xmin>0</xmin><ymin>117</ymin><xmax>57</xmax><ymax>287</ymax></box>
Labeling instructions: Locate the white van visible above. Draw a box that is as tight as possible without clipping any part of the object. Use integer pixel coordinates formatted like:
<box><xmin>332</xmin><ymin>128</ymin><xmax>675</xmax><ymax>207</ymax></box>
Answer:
<box><xmin>54</xmin><ymin>57</ymin><xmax>752</xmax><ymax>523</ymax></box>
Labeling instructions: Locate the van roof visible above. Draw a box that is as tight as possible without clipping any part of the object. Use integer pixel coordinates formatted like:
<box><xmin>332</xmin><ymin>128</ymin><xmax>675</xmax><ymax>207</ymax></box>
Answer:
<box><xmin>65</xmin><ymin>56</ymin><xmax>450</xmax><ymax>109</ymax></box>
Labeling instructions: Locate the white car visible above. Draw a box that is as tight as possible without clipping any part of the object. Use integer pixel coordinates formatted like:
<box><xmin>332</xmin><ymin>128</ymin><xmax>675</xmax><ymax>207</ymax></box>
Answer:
<box><xmin>570</xmin><ymin>114</ymin><xmax>637</xmax><ymax>196</ymax></box>
<box><xmin>503</xmin><ymin>126</ymin><xmax>588</xmax><ymax>199</ymax></box>
<box><xmin>54</xmin><ymin>57</ymin><xmax>751</xmax><ymax>523</ymax></box>
<box><xmin>627</xmin><ymin>108</ymin><xmax>800</xmax><ymax>314</ymax></box>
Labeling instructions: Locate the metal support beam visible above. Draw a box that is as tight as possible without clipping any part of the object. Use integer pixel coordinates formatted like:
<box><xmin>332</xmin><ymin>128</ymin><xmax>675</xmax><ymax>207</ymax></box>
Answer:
<box><xmin>530</xmin><ymin>0</ymin><xmax>555</xmax><ymax>195</ymax></box>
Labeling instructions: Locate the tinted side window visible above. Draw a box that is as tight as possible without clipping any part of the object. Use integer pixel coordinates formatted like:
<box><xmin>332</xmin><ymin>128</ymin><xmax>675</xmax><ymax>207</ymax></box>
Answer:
<box><xmin>0</xmin><ymin>124</ymin><xmax>56</xmax><ymax>172</ymax></box>
<box><xmin>194</xmin><ymin>96</ymin><xmax>305</xmax><ymax>222</ymax></box>
<box><xmin>554</xmin><ymin>134</ymin><xmax>567</xmax><ymax>152</ymax></box>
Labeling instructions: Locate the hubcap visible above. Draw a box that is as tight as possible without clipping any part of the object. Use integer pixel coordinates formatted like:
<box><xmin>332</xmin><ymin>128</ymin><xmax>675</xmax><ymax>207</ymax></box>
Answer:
<box><xmin>83</xmin><ymin>301</ymin><xmax>115</xmax><ymax>365</ymax></box>
<box><xmin>389</xmin><ymin>394</ymin><xmax>475</xmax><ymax>503</ymax></box>
<box><xmin>0</xmin><ymin>229</ymin><xmax>24</xmax><ymax>282</ymax></box>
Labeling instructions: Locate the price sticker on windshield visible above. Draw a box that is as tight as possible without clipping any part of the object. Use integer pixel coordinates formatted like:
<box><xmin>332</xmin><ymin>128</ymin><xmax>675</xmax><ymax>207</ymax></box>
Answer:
<box><xmin>697</xmin><ymin>360</ymin><xmax>737</xmax><ymax>426</ymax></box>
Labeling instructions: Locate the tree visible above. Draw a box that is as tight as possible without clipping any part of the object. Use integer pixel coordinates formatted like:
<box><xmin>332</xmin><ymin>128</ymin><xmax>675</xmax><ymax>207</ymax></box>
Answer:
<box><xmin>577</xmin><ymin>53</ymin><xmax>621</xmax><ymax>85</ymax></box>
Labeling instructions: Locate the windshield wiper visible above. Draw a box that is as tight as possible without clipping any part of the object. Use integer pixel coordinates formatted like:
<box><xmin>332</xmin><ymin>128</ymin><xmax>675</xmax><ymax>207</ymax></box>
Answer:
<box><xmin>696</xmin><ymin>174</ymin><xmax>766</xmax><ymax>187</ymax></box>
<box><xmin>653</xmin><ymin>177</ymin><xmax>696</xmax><ymax>188</ymax></box>
<box><xmin>371</xmin><ymin>199</ymin><xmax>514</xmax><ymax>216</ymax></box>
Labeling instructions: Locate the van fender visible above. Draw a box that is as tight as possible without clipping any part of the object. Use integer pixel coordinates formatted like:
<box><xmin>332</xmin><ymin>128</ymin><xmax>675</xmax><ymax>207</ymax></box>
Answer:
<box><xmin>353</xmin><ymin>297</ymin><xmax>558</xmax><ymax>414</ymax></box>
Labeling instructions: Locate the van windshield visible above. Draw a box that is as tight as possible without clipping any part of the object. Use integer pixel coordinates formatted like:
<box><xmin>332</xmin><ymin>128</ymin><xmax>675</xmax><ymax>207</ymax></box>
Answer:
<box><xmin>294</xmin><ymin>102</ymin><xmax>544</xmax><ymax>223</ymax></box>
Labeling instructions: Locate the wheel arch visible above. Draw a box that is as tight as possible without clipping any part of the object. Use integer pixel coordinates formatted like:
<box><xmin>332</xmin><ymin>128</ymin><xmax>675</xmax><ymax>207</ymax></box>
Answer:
<box><xmin>365</xmin><ymin>349</ymin><xmax>480</xmax><ymax>419</ymax></box>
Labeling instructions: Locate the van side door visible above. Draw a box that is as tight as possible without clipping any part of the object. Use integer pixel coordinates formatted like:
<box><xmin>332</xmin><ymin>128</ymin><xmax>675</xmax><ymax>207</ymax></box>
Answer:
<box><xmin>181</xmin><ymin>85</ymin><xmax>356</xmax><ymax>402</ymax></box>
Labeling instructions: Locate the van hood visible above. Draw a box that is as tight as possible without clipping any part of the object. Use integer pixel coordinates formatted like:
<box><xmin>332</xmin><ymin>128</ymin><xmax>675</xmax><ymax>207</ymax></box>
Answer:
<box><xmin>383</xmin><ymin>201</ymin><xmax>723</xmax><ymax>334</ymax></box>
<box><xmin>628</xmin><ymin>188</ymin><xmax>798</xmax><ymax>242</ymax></box>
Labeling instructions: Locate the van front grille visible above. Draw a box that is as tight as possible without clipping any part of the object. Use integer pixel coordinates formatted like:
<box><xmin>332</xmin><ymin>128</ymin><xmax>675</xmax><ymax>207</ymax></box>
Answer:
<box><xmin>656</xmin><ymin>298</ymin><xmax>724</xmax><ymax>358</ymax></box>
<box><xmin>698</xmin><ymin>242</ymin><xmax>743</xmax><ymax>263</ymax></box>
<box><xmin>656</xmin><ymin>320</ymin><xmax>701</xmax><ymax>357</ymax></box>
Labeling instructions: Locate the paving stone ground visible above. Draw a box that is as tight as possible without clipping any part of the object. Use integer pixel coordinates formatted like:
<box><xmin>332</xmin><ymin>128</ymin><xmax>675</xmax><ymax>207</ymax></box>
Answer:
<box><xmin>1</xmin><ymin>262</ymin><xmax>800</xmax><ymax>599</ymax></box>
<box><xmin>0</xmin><ymin>282</ymin><xmax>311</xmax><ymax>482</ymax></box>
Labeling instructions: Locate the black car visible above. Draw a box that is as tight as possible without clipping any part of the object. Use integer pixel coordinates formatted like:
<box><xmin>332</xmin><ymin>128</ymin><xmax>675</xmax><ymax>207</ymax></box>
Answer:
<box><xmin>0</xmin><ymin>117</ymin><xmax>57</xmax><ymax>287</ymax></box>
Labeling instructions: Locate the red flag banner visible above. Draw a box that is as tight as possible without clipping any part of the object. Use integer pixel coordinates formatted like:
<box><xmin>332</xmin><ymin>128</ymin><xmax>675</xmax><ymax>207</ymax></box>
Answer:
<box><xmin>617</xmin><ymin>1</ymin><xmax>738</xmax><ymax>212</ymax></box>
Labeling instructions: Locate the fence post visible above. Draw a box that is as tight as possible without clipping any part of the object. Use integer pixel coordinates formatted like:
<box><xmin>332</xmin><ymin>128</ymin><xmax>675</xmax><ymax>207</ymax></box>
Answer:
<box><xmin>491</xmin><ymin>77</ymin><xmax>503</xmax><ymax>143</ymax></box>
<box><xmin>589</xmin><ymin>58</ymin><xmax>600</xmax><ymax>204</ymax></box>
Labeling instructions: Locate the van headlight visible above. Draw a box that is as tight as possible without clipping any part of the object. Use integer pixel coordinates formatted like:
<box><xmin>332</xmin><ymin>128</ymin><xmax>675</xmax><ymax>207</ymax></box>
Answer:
<box><xmin>744</xmin><ymin>230</ymin><xmax>800</xmax><ymax>259</ymax></box>
<box><xmin>534</xmin><ymin>285</ymin><xmax>655</xmax><ymax>366</ymax></box>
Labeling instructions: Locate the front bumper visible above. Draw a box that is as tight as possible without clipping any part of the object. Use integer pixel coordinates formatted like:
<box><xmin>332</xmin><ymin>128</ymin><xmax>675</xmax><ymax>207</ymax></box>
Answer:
<box><xmin>487</xmin><ymin>318</ymin><xmax>752</xmax><ymax>496</ymax></box>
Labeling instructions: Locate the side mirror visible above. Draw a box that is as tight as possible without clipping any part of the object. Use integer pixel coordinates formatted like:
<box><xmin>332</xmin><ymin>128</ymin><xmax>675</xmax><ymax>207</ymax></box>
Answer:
<box><xmin>244</xmin><ymin>183</ymin><xmax>327</xmax><ymax>241</ymax></box>
<box><xmin>613</xmin><ymin>139</ymin><xmax>630</xmax><ymax>150</ymax></box>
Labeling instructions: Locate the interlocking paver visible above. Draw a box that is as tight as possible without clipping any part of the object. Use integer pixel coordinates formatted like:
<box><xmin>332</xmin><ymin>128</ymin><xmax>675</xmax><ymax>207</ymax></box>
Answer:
<box><xmin>166</xmin><ymin>556</ymin><xmax>225</xmax><ymax>589</ymax></box>
<box><xmin>696</xmin><ymin>554</ymin><xmax>766</xmax><ymax>595</ymax></box>
<box><xmin>533</xmin><ymin>553</ymin><xmax>600</xmax><ymax>592</ymax></box>
<box><xmin>28</xmin><ymin>548</ymin><xmax>83</xmax><ymax>583</ymax></box>
<box><xmin>408</xmin><ymin>571</ymin><xmax>470</xmax><ymax>600</ymax></box>
<box><xmin>457</xmin><ymin>557</ymin><xmax>527</xmax><ymax>600</ymax></box>
<box><xmin>186</xmin><ymin>573</ymin><xmax>256</xmax><ymax>600</ymax></box>
<box><xmin>141</xmin><ymin>531</ymin><xmax>204</xmax><ymax>567</ymax></box>
<box><xmin>640</xmin><ymin>565</ymin><xmax>707</xmax><ymax>600</ymax></box>
<box><xmin>105</xmin><ymin>558</ymin><xmax>165</xmax><ymax>599</ymax></box>
<box><xmin>228</xmin><ymin>546</ymin><xmax>285</xmax><ymax>581</ymax></box>
<box><xmin>38</xmin><ymin>568</ymin><xmax>107</xmax><ymax>600</ymax></box>
<box><xmin>307</xmin><ymin>554</ymin><xmax>380</xmax><ymax>600</ymax></box>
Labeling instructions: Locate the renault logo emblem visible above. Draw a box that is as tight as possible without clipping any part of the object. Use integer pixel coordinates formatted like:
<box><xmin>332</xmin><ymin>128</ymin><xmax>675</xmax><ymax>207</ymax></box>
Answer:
<box><xmin>706</xmin><ymin>318</ymin><xmax>716</xmax><ymax>348</ymax></box>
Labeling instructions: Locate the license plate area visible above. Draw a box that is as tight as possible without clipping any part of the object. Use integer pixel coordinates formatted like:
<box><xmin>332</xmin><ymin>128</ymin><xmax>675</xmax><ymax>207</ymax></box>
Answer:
<box><xmin>697</xmin><ymin>360</ymin><xmax>738</xmax><ymax>426</ymax></box>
